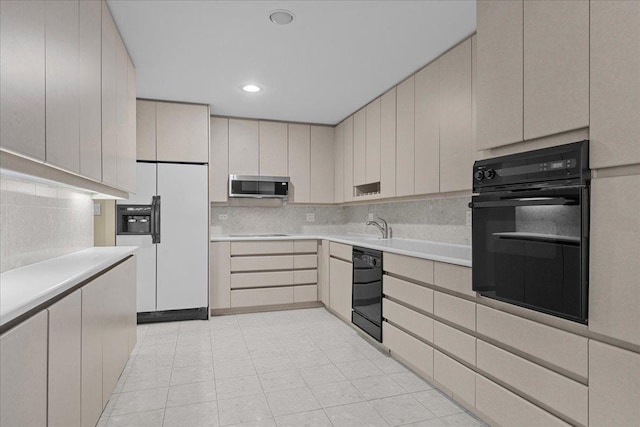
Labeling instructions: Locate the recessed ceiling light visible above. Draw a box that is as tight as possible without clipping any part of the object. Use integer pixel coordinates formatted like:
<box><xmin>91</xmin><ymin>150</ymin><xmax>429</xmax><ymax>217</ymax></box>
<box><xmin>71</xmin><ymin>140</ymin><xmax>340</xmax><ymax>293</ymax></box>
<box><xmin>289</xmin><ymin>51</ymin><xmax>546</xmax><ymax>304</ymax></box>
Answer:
<box><xmin>242</xmin><ymin>84</ymin><xmax>261</xmax><ymax>93</ymax></box>
<box><xmin>269</xmin><ymin>9</ymin><xmax>295</xmax><ymax>25</ymax></box>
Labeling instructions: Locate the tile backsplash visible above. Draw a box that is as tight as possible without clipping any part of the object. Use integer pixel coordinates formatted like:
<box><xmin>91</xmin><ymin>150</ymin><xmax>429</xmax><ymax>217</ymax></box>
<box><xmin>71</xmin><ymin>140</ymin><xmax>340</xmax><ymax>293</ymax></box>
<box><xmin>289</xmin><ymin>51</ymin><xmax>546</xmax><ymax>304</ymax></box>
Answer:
<box><xmin>211</xmin><ymin>196</ymin><xmax>471</xmax><ymax>245</ymax></box>
<box><xmin>0</xmin><ymin>175</ymin><xmax>94</xmax><ymax>273</ymax></box>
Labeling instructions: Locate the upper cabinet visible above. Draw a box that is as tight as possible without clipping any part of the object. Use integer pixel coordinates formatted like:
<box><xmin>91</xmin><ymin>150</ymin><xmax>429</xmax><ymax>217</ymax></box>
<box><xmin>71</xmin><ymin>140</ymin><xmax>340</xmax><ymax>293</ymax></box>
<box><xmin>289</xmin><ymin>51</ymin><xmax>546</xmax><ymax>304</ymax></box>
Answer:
<box><xmin>259</xmin><ymin>121</ymin><xmax>288</xmax><ymax>177</ymax></box>
<box><xmin>365</xmin><ymin>98</ymin><xmax>381</xmax><ymax>185</ymax></box>
<box><xmin>0</xmin><ymin>0</ymin><xmax>46</xmax><ymax>162</ymax></box>
<box><xmin>334</xmin><ymin>122</ymin><xmax>344</xmax><ymax>203</ymax></box>
<box><xmin>210</xmin><ymin>117</ymin><xmax>229</xmax><ymax>202</ymax></box>
<box><xmin>477</xmin><ymin>0</ymin><xmax>589</xmax><ymax>149</ymax></box>
<box><xmin>228</xmin><ymin>119</ymin><xmax>259</xmax><ymax>175</ymax></box>
<box><xmin>101</xmin><ymin>0</ymin><xmax>119</xmax><ymax>187</ymax></box>
<box><xmin>343</xmin><ymin>116</ymin><xmax>354</xmax><ymax>202</ymax></box>
<box><xmin>310</xmin><ymin>125</ymin><xmax>334</xmax><ymax>204</ymax></box>
<box><xmin>156</xmin><ymin>102</ymin><xmax>209</xmax><ymax>163</ymax></box>
<box><xmin>136</xmin><ymin>100</ymin><xmax>156</xmax><ymax>161</ymax></box>
<box><xmin>288</xmin><ymin>123</ymin><xmax>311</xmax><ymax>203</ymax></box>
<box><xmin>396</xmin><ymin>76</ymin><xmax>416</xmax><ymax>197</ymax></box>
<box><xmin>353</xmin><ymin>109</ymin><xmax>366</xmax><ymax>186</ymax></box>
<box><xmin>414</xmin><ymin>60</ymin><xmax>440</xmax><ymax>195</ymax></box>
<box><xmin>379</xmin><ymin>88</ymin><xmax>397</xmax><ymax>199</ymax></box>
<box><xmin>590</xmin><ymin>1</ymin><xmax>640</xmax><ymax>169</ymax></box>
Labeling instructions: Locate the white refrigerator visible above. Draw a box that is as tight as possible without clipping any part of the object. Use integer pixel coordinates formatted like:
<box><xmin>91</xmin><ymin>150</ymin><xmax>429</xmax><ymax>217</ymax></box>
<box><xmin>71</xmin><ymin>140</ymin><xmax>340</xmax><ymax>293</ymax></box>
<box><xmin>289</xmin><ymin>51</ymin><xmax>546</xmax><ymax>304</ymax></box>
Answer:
<box><xmin>117</xmin><ymin>162</ymin><xmax>208</xmax><ymax>320</ymax></box>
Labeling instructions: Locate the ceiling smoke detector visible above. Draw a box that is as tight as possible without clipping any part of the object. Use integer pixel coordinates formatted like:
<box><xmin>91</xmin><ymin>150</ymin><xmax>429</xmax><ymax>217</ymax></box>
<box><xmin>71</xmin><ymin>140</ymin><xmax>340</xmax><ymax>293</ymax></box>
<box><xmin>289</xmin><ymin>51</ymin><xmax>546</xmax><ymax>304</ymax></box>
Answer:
<box><xmin>269</xmin><ymin>9</ymin><xmax>295</xmax><ymax>25</ymax></box>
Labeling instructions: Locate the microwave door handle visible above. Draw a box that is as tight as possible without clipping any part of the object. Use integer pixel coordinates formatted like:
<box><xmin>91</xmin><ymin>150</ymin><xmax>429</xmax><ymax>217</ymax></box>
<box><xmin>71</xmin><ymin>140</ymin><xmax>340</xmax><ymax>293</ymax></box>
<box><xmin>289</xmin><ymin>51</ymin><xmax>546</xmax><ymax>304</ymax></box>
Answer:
<box><xmin>470</xmin><ymin>197</ymin><xmax>577</xmax><ymax>209</ymax></box>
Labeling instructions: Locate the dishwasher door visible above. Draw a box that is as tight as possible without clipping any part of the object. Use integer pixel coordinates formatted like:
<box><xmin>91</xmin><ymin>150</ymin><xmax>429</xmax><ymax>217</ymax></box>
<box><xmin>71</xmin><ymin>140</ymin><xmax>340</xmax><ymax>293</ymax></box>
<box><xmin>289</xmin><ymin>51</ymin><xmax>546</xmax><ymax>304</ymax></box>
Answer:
<box><xmin>352</xmin><ymin>247</ymin><xmax>382</xmax><ymax>342</ymax></box>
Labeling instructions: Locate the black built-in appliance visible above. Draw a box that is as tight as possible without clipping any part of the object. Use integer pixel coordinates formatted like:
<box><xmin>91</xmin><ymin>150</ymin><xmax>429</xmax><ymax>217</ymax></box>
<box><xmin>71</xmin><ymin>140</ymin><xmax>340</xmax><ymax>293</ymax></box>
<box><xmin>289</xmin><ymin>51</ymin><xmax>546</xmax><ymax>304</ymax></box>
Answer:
<box><xmin>352</xmin><ymin>247</ymin><xmax>383</xmax><ymax>342</ymax></box>
<box><xmin>470</xmin><ymin>141</ymin><xmax>590</xmax><ymax>323</ymax></box>
<box><xmin>116</xmin><ymin>195</ymin><xmax>161</xmax><ymax>243</ymax></box>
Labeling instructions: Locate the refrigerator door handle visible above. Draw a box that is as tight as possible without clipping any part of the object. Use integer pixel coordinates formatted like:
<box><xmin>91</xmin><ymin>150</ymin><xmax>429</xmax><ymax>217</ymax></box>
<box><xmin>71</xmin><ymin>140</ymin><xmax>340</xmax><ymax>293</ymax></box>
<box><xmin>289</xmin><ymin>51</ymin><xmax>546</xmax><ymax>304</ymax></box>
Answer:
<box><xmin>152</xmin><ymin>195</ymin><xmax>161</xmax><ymax>244</ymax></box>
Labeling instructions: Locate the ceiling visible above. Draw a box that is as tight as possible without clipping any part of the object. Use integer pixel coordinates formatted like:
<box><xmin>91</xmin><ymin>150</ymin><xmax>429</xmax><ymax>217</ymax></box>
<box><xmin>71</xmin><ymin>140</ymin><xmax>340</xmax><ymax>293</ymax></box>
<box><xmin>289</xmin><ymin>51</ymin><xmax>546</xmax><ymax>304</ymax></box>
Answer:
<box><xmin>107</xmin><ymin>1</ymin><xmax>476</xmax><ymax>125</ymax></box>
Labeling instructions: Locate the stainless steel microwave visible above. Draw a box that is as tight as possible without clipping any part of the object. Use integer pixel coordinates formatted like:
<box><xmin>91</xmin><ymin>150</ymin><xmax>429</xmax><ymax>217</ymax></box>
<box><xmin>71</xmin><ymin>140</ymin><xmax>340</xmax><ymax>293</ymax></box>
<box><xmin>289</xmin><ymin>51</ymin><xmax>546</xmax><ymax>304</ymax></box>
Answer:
<box><xmin>228</xmin><ymin>175</ymin><xmax>290</xmax><ymax>199</ymax></box>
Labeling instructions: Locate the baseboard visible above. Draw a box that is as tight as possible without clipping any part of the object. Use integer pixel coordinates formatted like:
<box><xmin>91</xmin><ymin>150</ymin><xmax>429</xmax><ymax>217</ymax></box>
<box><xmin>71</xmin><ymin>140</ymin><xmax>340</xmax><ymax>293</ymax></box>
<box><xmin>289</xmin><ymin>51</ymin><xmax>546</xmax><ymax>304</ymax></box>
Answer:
<box><xmin>137</xmin><ymin>307</ymin><xmax>208</xmax><ymax>324</ymax></box>
<box><xmin>210</xmin><ymin>301</ymin><xmax>323</xmax><ymax>316</ymax></box>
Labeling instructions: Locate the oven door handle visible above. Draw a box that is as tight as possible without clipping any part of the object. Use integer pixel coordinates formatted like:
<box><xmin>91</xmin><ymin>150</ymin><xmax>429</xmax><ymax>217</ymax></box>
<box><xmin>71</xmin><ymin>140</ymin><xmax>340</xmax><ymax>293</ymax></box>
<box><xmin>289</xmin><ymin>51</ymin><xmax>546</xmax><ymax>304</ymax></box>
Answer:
<box><xmin>469</xmin><ymin>197</ymin><xmax>578</xmax><ymax>209</ymax></box>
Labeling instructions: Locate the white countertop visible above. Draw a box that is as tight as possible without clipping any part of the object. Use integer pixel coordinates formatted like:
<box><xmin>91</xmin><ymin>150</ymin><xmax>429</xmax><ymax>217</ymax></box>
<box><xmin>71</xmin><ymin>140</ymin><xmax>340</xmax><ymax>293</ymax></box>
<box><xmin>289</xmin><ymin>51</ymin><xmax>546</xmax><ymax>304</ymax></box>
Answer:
<box><xmin>1</xmin><ymin>246</ymin><xmax>137</xmax><ymax>328</ymax></box>
<box><xmin>211</xmin><ymin>234</ymin><xmax>471</xmax><ymax>267</ymax></box>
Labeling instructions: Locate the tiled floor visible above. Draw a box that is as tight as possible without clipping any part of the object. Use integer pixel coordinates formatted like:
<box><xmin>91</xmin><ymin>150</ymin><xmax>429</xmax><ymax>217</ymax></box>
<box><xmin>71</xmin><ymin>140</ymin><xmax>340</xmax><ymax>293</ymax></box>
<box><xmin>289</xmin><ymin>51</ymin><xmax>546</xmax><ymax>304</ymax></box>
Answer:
<box><xmin>100</xmin><ymin>308</ymin><xmax>487</xmax><ymax>427</ymax></box>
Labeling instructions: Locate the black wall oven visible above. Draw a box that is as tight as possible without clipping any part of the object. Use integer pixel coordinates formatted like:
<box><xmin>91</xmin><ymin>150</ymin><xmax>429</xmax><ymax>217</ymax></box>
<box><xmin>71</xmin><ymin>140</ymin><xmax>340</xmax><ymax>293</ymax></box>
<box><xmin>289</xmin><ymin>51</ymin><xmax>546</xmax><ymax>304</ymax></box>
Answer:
<box><xmin>470</xmin><ymin>141</ymin><xmax>590</xmax><ymax>323</ymax></box>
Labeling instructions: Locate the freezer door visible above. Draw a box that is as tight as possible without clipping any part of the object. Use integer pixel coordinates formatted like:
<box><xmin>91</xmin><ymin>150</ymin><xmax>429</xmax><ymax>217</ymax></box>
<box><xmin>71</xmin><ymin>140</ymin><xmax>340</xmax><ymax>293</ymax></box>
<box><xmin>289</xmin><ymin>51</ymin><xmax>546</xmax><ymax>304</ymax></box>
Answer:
<box><xmin>115</xmin><ymin>234</ymin><xmax>156</xmax><ymax>312</ymax></box>
<box><xmin>156</xmin><ymin>163</ymin><xmax>209</xmax><ymax>311</ymax></box>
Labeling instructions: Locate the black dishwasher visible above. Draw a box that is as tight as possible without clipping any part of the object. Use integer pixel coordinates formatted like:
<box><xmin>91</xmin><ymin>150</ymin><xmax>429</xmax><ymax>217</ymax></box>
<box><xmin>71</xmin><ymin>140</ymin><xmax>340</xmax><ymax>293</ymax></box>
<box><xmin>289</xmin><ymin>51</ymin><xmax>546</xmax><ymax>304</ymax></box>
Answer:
<box><xmin>352</xmin><ymin>247</ymin><xmax>383</xmax><ymax>342</ymax></box>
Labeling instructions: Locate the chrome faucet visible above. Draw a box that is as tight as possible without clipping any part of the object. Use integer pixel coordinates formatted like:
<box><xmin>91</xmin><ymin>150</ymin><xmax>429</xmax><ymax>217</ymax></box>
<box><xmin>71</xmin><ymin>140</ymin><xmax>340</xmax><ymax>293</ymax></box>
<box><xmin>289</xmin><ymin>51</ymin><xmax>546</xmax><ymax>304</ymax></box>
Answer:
<box><xmin>366</xmin><ymin>217</ymin><xmax>390</xmax><ymax>239</ymax></box>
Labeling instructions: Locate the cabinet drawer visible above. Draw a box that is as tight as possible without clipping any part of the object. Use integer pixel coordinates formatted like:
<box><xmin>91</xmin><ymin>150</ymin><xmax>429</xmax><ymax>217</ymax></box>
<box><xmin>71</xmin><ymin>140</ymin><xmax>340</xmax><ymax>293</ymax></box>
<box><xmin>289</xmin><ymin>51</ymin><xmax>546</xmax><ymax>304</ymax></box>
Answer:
<box><xmin>231</xmin><ymin>240</ymin><xmax>294</xmax><ymax>256</ymax></box>
<box><xmin>384</xmin><ymin>253</ymin><xmax>434</xmax><ymax>285</ymax></box>
<box><xmin>294</xmin><ymin>269</ymin><xmax>317</xmax><ymax>285</ymax></box>
<box><xmin>294</xmin><ymin>254</ymin><xmax>317</xmax><ymax>269</ymax></box>
<box><xmin>383</xmin><ymin>322</ymin><xmax>433</xmax><ymax>378</ymax></box>
<box><xmin>230</xmin><ymin>271</ymin><xmax>294</xmax><ymax>289</ymax></box>
<box><xmin>230</xmin><ymin>255</ymin><xmax>293</xmax><ymax>272</ymax></box>
<box><xmin>383</xmin><ymin>275</ymin><xmax>433</xmax><ymax>314</ymax></box>
<box><xmin>433</xmin><ymin>350</ymin><xmax>475</xmax><ymax>407</ymax></box>
<box><xmin>230</xmin><ymin>287</ymin><xmax>294</xmax><ymax>308</ymax></box>
<box><xmin>433</xmin><ymin>292</ymin><xmax>475</xmax><ymax>331</ymax></box>
<box><xmin>476</xmin><ymin>376</ymin><xmax>570</xmax><ymax>427</ymax></box>
<box><xmin>477</xmin><ymin>340</ymin><xmax>587</xmax><ymax>426</ymax></box>
<box><xmin>383</xmin><ymin>299</ymin><xmax>433</xmax><ymax>343</ymax></box>
<box><xmin>294</xmin><ymin>240</ymin><xmax>318</xmax><ymax>253</ymax></box>
<box><xmin>433</xmin><ymin>262</ymin><xmax>474</xmax><ymax>297</ymax></box>
<box><xmin>329</xmin><ymin>242</ymin><xmax>352</xmax><ymax>262</ymax></box>
<box><xmin>476</xmin><ymin>305</ymin><xmax>588</xmax><ymax>378</ymax></box>
<box><xmin>294</xmin><ymin>285</ymin><xmax>318</xmax><ymax>303</ymax></box>
<box><xmin>433</xmin><ymin>321</ymin><xmax>476</xmax><ymax>366</ymax></box>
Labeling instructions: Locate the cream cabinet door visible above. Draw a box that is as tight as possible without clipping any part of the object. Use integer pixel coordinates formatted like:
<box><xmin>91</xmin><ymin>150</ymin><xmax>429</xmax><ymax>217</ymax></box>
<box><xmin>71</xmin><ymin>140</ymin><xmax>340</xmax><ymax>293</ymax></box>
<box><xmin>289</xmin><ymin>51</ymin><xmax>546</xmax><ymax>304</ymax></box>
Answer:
<box><xmin>523</xmin><ymin>0</ymin><xmax>589</xmax><ymax>140</ymax></box>
<box><xmin>210</xmin><ymin>117</ymin><xmax>229</xmax><ymax>202</ymax></box>
<box><xmin>288</xmin><ymin>123</ymin><xmax>310</xmax><ymax>203</ymax></box>
<box><xmin>136</xmin><ymin>100</ymin><xmax>156</xmax><ymax>161</ymax></box>
<box><xmin>329</xmin><ymin>257</ymin><xmax>353</xmax><ymax>322</ymax></box>
<box><xmin>439</xmin><ymin>38</ymin><xmax>473</xmax><ymax>193</ymax></box>
<box><xmin>310</xmin><ymin>125</ymin><xmax>334</xmax><ymax>203</ymax></box>
<box><xmin>123</xmin><ymin>56</ymin><xmax>137</xmax><ymax>193</ymax></box>
<box><xmin>365</xmin><ymin>98</ymin><xmax>381</xmax><ymax>185</ymax></box>
<box><xmin>156</xmin><ymin>102</ymin><xmax>209</xmax><ymax>163</ymax></box>
<box><xmin>48</xmin><ymin>290</ymin><xmax>82</xmax><ymax>427</ymax></box>
<box><xmin>0</xmin><ymin>311</ymin><xmax>48</xmax><ymax>427</ymax></box>
<box><xmin>81</xmin><ymin>273</ymin><xmax>104</xmax><ymax>427</ymax></box>
<box><xmin>353</xmin><ymin>108</ymin><xmax>366</xmax><ymax>186</ymax></box>
<box><xmin>210</xmin><ymin>241</ymin><xmax>231</xmax><ymax>309</ymax></box>
<box><xmin>343</xmin><ymin>116</ymin><xmax>354</xmax><ymax>202</ymax></box>
<box><xmin>414</xmin><ymin>60</ymin><xmax>439</xmax><ymax>195</ymax></box>
<box><xmin>259</xmin><ymin>121</ymin><xmax>288</xmax><ymax>176</ymax></box>
<box><xmin>228</xmin><ymin>118</ymin><xmax>259</xmax><ymax>175</ymax></box>
<box><xmin>45</xmin><ymin>0</ymin><xmax>80</xmax><ymax>174</ymax></box>
<box><xmin>101</xmin><ymin>0</ymin><xmax>118</xmax><ymax>187</ymax></box>
<box><xmin>476</xmin><ymin>0</ymin><xmax>523</xmax><ymax>150</ymax></box>
<box><xmin>380</xmin><ymin>88</ymin><xmax>396</xmax><ymax>198</ymax></box>
<box><xmin>0</xmin><ymin>0</ymin><xmax>46</xmax><ymax>161</ymax></box>
<box><xmin>334</xmin><ymin>122</ymin><xmax>344</xmax><ymax>203</ymax></box>
<box><xmin>116</xmin><ymin>37</ymin><xmax>132</xmax><ymax>192</ymax></box>
<box><xmin>79</xmin><ymin>0</ymin><xmax>103</xmax><ymax>181</ymax></box>
<box><xmin>590</xmin><ymin>1</ymin><xmax>640</xmax><ymax>169</ymax></box>
<box><xmin>396</xmin><ymin>76</ymin><xmax>415</xmax><ymax>197</ymax></box>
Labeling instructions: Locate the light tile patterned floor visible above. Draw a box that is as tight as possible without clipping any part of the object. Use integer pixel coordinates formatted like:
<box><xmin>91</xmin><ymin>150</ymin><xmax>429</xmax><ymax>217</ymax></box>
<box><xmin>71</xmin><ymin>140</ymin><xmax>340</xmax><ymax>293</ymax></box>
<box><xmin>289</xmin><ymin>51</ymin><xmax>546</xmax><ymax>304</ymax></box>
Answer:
<box><xmin>99</xmin><ymin>308</ymin><xmax>487</xmax><ymax>427</ymax></box>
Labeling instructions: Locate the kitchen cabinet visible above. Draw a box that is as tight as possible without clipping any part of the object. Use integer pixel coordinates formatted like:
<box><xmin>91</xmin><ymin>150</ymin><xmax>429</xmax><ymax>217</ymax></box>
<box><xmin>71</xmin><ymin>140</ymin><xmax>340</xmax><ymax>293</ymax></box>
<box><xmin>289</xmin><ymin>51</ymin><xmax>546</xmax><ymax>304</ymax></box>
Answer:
<box><xmin>45</xmin><ymin>0</ymin><xmax>80</xmax><ymax>174</ymax></box>
<box><xmin>476</xmin><ymin>0</ymin><xmax>523</xmax><ymax>150</ymax></box>
<box><xmin>433</xmin><ymin>350</ymin><xmax>475</xmax><ymax>407</ymax></box>
<box><xmin>414</xmin><ymin>60</ymin><xmax>439</xmax><ymax>195</ymax></box>
<box><xmin>589</xmin><ymin>341</ymin><xmax>640</xmax><ymax>426</ymax></box>
<box><xmin>259</xmin><ymin>121</ymin><xmax>288</xmax><ymax>176</ymax></box>
<box><xmin>288</xmin><ymin>123</ymin><xmax>311</xmax><ymax>203</ymax></box>
<box><xmin>590</xmin><ymin>1</ymin><xmax>640</xmax><ymax>169</ymax></box>
<box><xmin>228</xmin><ymin>118</ymin><xmax>259</xmax><ymax>175</ymax></box>
<box><xmin>0</xmin><ymin>0</ymin><xmax>46</xmax><ymax>162</ymax></box>
<box><xmin>433</xmin><ymin>291</ymin><xmax>475</xmax><ymax>331</ymax></box>
<box><xmin>210</xmin><ymin>117</ymin><xmax>229</xmax><ymax>202</ymax></box>
<box><xmin>116</xmin><ymin>37</ymin><xmax>134</xmax><ymax>192</ymax></box>
<box><xmin>329</xmin><ymin>257</ymin><xmax>352</xmax><ymax>322</ymax></box>
<box><xmin>343</xmin><ymin>116</ymin><xmax>354</xmax><ymax>202</ymax></box>
<box><xmin>433</xmin><ymin>321</ymin><xmax>476</xmax><ymax>365</ymax></box>
<box><xmin>383</xmin><ymin>298</ymin><xmax>433</xmax><ymax>343</ymax></box>
<box><xmin>310</xmin><ymin>125</ymin><xmax>334</xmax><ymax>203</ymax></box>
<box><xmin>101</xmin><ymin>0</ymin><xmax>118</xmax><ymax>187</ymax></box>
<box><xmin>590</xmin><ymin>174</ymin><xmax>640</xmax><ymax>346</ymax></box>
<box><xmin>318</xmin><ymin>240</ymin><xmax>331</xmax><ymax>306</ymax></box>
<box><xmin>353</xmin><ymin>109</ymin><xmax>366</xmax><ymax>186</ymax></box>
<box><xmin>523</xmin><ymin>0</ymin><xmax>589</xmax><ymax>141</ymax></box>
<box><xmin>48</xmin><ymin>290</ymin><xmax>82</xmax><ymax>427</ymax></box>
<box><xmin>365</xmin><ymin>98</ymin><xmax>381</xmax><ymax>185</ymax></box>
<box><xmin>156</xmin><ymin>102</ymin><xmax>209</xmax><ymax>163</ymax></box>
<box><xmin>384</xmin><ymin>252</ymin><xmax>434</xmax><ymax>285</ymax></box>
<box><xmin>79</xmin><ymin>0</ymin><xmax>103</xmax><ymax>181</ymax></box>
<box><xmin>0</xmin><ymin>311</ymin><xmax>48</xmax><ymax>427</ymax></box>
<box><xmin>396</xmin><ymin>76</ymin><xmax>415</xmax><ymax>196</ymax></box>
<box><xmin>383</xmin><ymin>322</ymin><xmax>433</xmax><ymax>378</ymax></box>
<box><xmin>439</xmin><ymin>38</ymin><xmax>473</xmax><ymax>193</ymax></box>
<box><xmin>210</xmin><ymin>241</ymin><xmax>231</xmax><ymax>309</ymax></box>
<box><xmin>380</xmin><ymin>88</ymin><xmax>396</xmax><ymax>199</ymax></box>
<box><xmin>334</xmin><ymin>122</ymin><xmax>344</xmax><ymax>203</ymax></box>
<box><xmin>383</xmin><ymin>275</ymin><xmax>433</xmax><ymax>314</ymax></box>
<box><xmin>136</xmin><ymin>100</ymin><xmax>156</xmax><ymax>161</ymax></box>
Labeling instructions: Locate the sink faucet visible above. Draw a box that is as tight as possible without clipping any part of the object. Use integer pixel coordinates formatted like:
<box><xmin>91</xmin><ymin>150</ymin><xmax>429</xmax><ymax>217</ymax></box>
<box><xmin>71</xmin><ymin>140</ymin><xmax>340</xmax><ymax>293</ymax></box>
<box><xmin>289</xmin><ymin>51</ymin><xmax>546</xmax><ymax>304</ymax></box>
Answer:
<box><xmin>366</xmin><ymin>217</ymin><xmax>390</xmax><ymax>239</ymax></box>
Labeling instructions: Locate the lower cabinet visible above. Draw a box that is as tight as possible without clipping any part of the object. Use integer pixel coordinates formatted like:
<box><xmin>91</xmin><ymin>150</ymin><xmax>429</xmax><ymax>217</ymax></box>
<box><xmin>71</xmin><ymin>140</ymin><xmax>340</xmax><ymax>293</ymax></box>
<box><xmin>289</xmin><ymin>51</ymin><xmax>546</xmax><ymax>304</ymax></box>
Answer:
<box><xmin>433</xmin><ymin>350</ymin><xmax>476</xmax><ymax>407</ymax></box>
<box><xmin>329</xmin><ymin>256</ymin><xmax>352</xmax><ymax>322</ymax></box>
<box><xmin>0</xmin><ymin>311</ymin><xmax>48</xmax><ymax>427</ymax></box>
<box><xmin>383</xmin><ymin>322</ymin><xmax>433</xmax><ymax>378</ymax></box>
